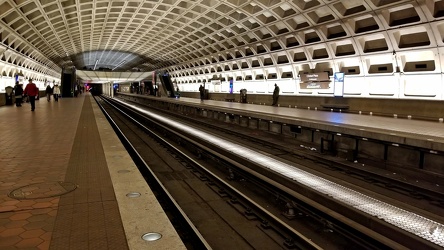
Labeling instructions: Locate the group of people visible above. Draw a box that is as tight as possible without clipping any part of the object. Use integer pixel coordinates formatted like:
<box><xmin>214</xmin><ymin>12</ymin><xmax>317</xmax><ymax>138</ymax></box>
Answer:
<box><xmin>12</xmin><ymin>79</ymin><xmax>61</xmax><ymax>111</ymax></box>
<box><xmin>13</xmin><ymin>79</ymin><xmax>38</xmax><ymax>111</ymax></box>
<box><xmin>197</xmin><ymin>83</ymin><xmax>280</xmax><ymax>105</ymax></box>
<box><xmin>45</xmin><ymin>83</ymin><xmax>61</xmax><ymax>102</ymax></box>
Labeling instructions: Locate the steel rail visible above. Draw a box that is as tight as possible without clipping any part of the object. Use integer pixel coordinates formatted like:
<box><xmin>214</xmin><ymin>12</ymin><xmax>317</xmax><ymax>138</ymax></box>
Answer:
<box><xmin>94</xmin><ymin>96</ymin><xmax>212</xmax><ymax>250</ymax></box>
<box><xmin>101</xmin><ymin>95</ymin><xmax>323</xmax><ymax>250</ymax></box>
<box><xmin>109</xmin><ymin>96</ymin><xmax>444</xmax><ymax>249</ymax></box>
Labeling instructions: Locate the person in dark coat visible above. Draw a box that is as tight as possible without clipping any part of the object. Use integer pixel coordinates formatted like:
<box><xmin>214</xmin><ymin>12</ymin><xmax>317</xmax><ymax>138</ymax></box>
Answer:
<box><xmin>45</xmin><ymin>85</ymin><xmax>53</xmax><ymax>102</ymax></box>
<box><xmin>24</xmin><ymin>79</ymin><xmax>39</xmax><ymax>111</ymax></box>
<box><xmin>13</xmin><ymin>81</ymin><xmax>23</xmax><ymax>107</ymax></box>
<box><xmin>199</xmin><ymin>85</ymin><xmax>204</xmax><ymax>101</ymax></box>
<box><xmin>272</xmin><ymin>83</ymin><xmax>280</xmax><ymax>106</ymax></box>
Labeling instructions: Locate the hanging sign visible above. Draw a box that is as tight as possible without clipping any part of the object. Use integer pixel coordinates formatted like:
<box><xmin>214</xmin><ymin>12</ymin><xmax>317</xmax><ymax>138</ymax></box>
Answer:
<box><xmin>299</xmin><ymin>72</ymin><xmax>331</xmax><ymax>89</ymax></box>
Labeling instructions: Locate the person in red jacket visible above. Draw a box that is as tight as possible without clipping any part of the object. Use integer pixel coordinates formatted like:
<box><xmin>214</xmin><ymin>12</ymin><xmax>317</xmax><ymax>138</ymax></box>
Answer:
<box><xmin>24</xmin><ymin>79</ymin><xmax>39</xmax><ymax>111</ymax></box>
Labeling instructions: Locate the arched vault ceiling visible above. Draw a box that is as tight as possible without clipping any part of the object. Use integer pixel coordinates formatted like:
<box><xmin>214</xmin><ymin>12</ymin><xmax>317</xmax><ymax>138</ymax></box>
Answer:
<box><xmin>0</xmin><ymin>0</ymin><xmax>443</xmax><ymax>74</ymax></box>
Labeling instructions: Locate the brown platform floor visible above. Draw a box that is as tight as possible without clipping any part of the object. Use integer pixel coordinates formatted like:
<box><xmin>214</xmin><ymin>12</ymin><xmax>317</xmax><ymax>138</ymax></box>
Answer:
<box><xmin>0</xmin><ymin>94</ymin><xmax>128</xmax><ymax>249</ymax></box>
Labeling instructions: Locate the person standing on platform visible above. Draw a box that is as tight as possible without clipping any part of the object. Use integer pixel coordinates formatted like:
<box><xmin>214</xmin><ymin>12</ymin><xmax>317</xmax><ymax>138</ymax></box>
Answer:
<box><xmin>53</xmin><ymin>84</ymin><xmax>61</xmax><ymax>102</ymax></box>
<box><xmin>272</xmin><ymin>83</ymin><xmax>280</xmax><ymax>106</ymax></box>
<box><xmin>175</xmin><ymin>86</ymin><xmax>180</xmax><ymax>98</ymax></box>
<box><xmin>13</xmin><ymin>81</ymin><xmax>23</xmax><ymax>107</ymax></box>
<box><xmin>199</xmin><ymin>84</ymin><xmax>204</xmax><ymax>101</ymax></box>
<box><xmin>45</xmin><ymin>84</ymin><xmax>53</xmax><ymax>102</ymax></box>
<box><xmin>24</xmin><ymin>79</ymin><xmax>39</xmax><ymax>111</ymax></box>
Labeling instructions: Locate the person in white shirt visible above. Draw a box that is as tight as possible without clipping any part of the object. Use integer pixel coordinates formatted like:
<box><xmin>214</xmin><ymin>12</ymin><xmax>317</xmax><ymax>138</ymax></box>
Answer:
<box><xmin>53</xmin><ymin>84</ymin><xmax>61</xmax><ymax>102</ymax></box>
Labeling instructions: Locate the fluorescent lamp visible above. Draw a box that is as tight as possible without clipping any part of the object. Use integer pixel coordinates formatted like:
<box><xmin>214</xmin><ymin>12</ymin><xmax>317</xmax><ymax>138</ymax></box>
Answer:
<box><xmin>112</xmin><ymin>60</ymin><xmax>126</xmax><ymax>71</ymax></box>
<box><xmin>93</xmin><ymin>59</ymin><xmax>98</xmax><ymax>70</ymax></box>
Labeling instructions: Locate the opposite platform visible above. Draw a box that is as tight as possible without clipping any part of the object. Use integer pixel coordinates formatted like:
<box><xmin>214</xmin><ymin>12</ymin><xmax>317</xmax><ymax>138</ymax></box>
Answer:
<box><xmin>118</xmin><ymin>93</ymin><xmax>444</xmax><ymax>151</ymax></box>
<box><xmin>0</xmin><ymin>93</ymin><xmax>184</xmax><ymax>249</ymax></box>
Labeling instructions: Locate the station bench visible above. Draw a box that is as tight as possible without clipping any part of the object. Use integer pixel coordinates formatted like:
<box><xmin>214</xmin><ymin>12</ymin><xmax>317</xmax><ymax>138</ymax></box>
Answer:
<box><xmin>321</xmin><ymin>103</ymin><xmax>349</xmax><ymax>111</ymax></box>
<box><xmin>225</xmin><ymin>94</ymin><xmax>235</xmax><ymax>102</ymax></box>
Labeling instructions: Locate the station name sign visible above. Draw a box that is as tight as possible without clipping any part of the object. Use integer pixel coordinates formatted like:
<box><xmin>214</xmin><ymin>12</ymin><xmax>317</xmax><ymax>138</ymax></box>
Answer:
<box><xmin>300</xmin><ymin>72</ymin><xmax>329</xmax><ymax>82</ymax></box>
<box><xmin>300</xmin><ymin>72</ymin><xmax>330</xmax><ymax>89</ymax></box>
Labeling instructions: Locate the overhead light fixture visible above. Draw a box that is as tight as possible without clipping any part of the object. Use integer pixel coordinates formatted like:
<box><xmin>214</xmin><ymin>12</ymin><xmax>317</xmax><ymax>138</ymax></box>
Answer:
<box><xmin>112</xmin><ymin>60</ymin><xmax>126</xmax><ymax>71</ymax></box>
<box><xmin>93</xmin><ymin>59</ymin><xmax>98</xmax><ymax>70</ymax></box>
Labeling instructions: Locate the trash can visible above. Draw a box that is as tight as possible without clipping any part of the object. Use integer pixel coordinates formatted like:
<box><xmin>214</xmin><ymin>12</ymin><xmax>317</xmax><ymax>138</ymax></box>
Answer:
<box><xmin>240</xmin><ymin>88</ymin><xmax>247</xmax><ymax>103</ymax></box>
<box><xmin>5</xmin><ymin>86</ymin><xmax>13</xmax><ymax>105</ymax></box>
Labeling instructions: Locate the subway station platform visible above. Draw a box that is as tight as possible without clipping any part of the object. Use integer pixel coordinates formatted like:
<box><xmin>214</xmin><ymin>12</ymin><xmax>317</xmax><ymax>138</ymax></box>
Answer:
<box><xmin>0</xmin><ymin>93</ymin><xmax>185</xmax><ymax>249</ymax></box>
<box><xmin>117</xmin><ymin>93</ymin><xmax>444</xmax><ymax>184</ymax></box>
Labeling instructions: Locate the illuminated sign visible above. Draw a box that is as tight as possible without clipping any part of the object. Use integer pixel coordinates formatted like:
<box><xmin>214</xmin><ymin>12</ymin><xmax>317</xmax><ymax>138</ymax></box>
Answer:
<box><xmin>333</xmin><ymin>72</ymin><xmax>344</xmax><ymax>97</ymax></box>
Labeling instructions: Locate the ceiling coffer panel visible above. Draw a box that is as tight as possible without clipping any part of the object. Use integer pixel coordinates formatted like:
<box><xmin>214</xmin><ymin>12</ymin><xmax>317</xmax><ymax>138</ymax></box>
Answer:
<box><xmin>0</xmin><ymin>0</ymin><xmax>441</xmax><ymax>77</ymax></box>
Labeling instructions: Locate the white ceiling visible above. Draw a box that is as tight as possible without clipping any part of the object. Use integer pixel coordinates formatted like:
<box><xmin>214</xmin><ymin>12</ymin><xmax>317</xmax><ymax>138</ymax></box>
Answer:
<box><xmin>1</xmin><ymin>0</ymin><xmax>443</xmax><ymax>82</ymax></box>
<box><xmin>76</xmin><ymin>70</ymin><xmax>152</xmax><ymax>83</ymax></box>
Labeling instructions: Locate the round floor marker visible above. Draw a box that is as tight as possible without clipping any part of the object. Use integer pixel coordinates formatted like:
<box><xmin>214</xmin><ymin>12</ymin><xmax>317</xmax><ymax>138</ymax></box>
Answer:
<box><xmin>142</xmin><ymin>232</ymin><xmax>162</xmax><ymax>241</ymax></box>
<box><xmin>126</xmin><ymin>192</ymin><xmax>141</xmax><ymax>198</ymax></box>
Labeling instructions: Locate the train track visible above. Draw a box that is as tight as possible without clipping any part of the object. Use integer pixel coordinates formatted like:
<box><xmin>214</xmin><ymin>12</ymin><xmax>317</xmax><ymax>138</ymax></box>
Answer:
<box><xmin>97</xmin><ymin>95</ymin><xmax>322</xmax><ymax>249</ymax></box>
<box><xmin>118</xmin><ymin>94</ymin><xmax>444</xmax><ymax>213</ymax></box>
<box><xmin>96</xmin><ymin>95</ymin><xmax>443</xmax><ymax>249</ymax></box>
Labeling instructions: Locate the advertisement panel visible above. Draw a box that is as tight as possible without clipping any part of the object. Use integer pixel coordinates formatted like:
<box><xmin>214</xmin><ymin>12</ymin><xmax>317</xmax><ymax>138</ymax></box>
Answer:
<box><xmin>333</xmin><ymin>72</ymin><xmax>344</xmax><ymax>97</ymax></box>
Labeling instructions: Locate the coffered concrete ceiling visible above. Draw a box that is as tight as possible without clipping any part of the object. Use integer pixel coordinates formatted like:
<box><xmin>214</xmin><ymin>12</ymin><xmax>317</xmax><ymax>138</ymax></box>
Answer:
<box><xmin>0</xmin><ymin>0</ymin><xmax>442</xmax><ymax>81</ymax></box>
